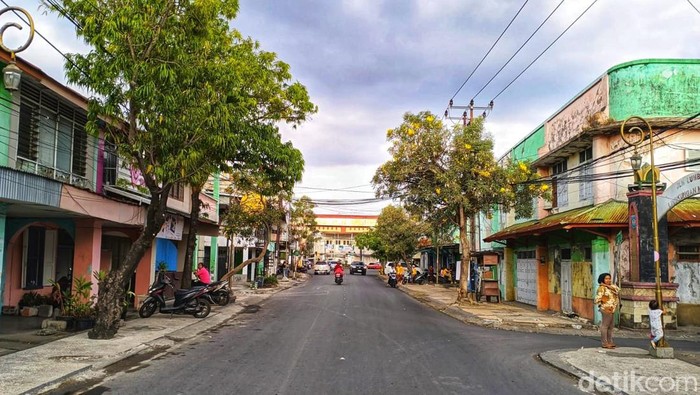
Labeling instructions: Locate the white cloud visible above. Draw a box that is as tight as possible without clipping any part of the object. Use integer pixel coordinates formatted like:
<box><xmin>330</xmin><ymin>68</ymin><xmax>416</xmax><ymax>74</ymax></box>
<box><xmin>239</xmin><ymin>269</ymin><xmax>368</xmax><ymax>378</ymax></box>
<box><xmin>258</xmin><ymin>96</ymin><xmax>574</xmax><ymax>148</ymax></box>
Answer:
<box><xmin>15</xmin><ymin>0</ymin><xmax>700</xmax><ymax>214</ymax></box>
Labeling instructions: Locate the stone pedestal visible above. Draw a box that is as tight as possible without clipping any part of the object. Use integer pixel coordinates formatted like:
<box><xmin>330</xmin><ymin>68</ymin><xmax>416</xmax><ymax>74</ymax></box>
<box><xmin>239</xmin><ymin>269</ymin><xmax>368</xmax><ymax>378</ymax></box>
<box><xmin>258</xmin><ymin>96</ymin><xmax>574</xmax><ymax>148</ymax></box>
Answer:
<box><xmin>650</xmin><ymin>346</ymin><xmax>675</xmax><ymax>359</ymax></box>
<box><xmin>619</xmin><ymin>282</ymin><xmax>678</xmax><ymax>329</ymax></box>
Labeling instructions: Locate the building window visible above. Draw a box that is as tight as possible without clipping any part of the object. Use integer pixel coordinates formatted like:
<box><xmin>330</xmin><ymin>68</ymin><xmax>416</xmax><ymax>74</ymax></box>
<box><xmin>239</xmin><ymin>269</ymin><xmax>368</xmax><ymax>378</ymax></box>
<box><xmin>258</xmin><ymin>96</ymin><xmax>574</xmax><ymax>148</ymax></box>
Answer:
<box><xmin>579</xmin><ymin>147</ymin><xmax>593</xmax><ymax>202</ymax></box>
<box><xmin>551</xmin><ymin>159</ymin><xmax>568</xmax><ymax>208</ymax></box>
<box><xmin>678</xmin><ymin>245</ymin><xmax>700</xmax><ymax>262</ymax></box>
<box><xmin>22</xmin><ymin>227</ymin><xmax>57</xmax><ymax>289</ymax></box>
<box><xmin>169</xmin><ymin>182</ymin><xmax>185</xmax><ymax>201</ymax></box>
<box><xmin>560</xmin><ymin>248</ymin><xmax>572</xmax><ymax>260</ymax></box>
<box><xmin>686</xmin><ymin>149</ymin><xmax>700</xmax><ymax>171</ymax></box>
<box><xmin>103</xmin><ymin>139</ymin><xmax>118</xmax><ymax>185</ymax></box>
<box><xmin>516</xmin><ymin>250</ymin><xmax>536</xmax><ymax>259</ymax></box>
<box><xmin>17</xmin><ymin>80</ymin><xmax>88</xmax><ymax>184</ymax></box>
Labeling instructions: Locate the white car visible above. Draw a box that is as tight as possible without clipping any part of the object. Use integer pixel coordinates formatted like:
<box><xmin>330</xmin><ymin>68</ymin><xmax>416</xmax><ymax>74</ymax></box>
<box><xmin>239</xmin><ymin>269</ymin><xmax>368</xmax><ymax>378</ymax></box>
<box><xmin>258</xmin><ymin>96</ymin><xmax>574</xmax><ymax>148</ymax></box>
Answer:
<box><xmin>314</xmin><ymin>262</ymin><xmax>331</xmax><ymax>275</ymax></box>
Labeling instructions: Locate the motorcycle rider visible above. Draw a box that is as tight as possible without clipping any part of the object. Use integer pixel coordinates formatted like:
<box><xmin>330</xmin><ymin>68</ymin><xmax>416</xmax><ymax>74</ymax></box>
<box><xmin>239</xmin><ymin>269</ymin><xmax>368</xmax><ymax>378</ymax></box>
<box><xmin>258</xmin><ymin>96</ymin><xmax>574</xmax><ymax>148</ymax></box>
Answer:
<box><xmin>385</xmin><ymin>262</ymin><xmax>396</xmax><ymax>286</ymax></box>
<box><xmin>334</xmin><ymin>261</ymin><xmax>344</xmax><ymax>277</ymax></box>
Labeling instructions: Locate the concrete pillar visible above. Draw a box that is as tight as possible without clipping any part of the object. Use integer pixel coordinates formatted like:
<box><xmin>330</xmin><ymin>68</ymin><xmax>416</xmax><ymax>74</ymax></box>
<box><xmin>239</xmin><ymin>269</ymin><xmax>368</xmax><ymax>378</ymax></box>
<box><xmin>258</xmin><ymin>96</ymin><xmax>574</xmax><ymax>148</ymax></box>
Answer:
<box><xmin>502</xmin><ymin>247</ymin><xmax>514</xmax><ymax>301</ymax></box>
<box><xmin>0</xmin><ymin>204</ymin><xmax>7</xmax><ymax>311</ymax></box>
<box><xmin>627</xmin><ymin>189</ymin><xmax>668</xmax><ymax>282</ymax></box>
<box><xmin>210</xmin><ymin>236</ymin><xmax>218</xmax><ymax>280</ymax></box>
<box><xmin>536</xmin><ymin>245</ymin><xmax>549</xmax><ymax>311</ymax></box>
<box><xmin>592</xmin><ymin>237</ymin><xmax>611</xmax><ymax>325</ymax></box>
<box><xmin>134</xmin><ymin>244</ymin><xmax>154</xmax><ymax>303</ymax></box>
<box><xmin>73</xmin><ymin>219</ymin><xmax>102</xmax><ymax>297</ymax></box>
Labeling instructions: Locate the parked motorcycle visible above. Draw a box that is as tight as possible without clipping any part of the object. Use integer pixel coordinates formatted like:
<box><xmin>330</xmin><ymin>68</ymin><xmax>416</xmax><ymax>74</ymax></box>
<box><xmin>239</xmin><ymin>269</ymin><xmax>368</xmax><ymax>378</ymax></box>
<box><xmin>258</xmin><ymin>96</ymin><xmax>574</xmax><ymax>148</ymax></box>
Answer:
<box><xmin>335</xmin><ymin>272</ymin><xmax>343</xmax><ymax>285</ymax></box>
<box><xmin>205</xmin><ymin>280</ymin><xmax>235</xmax><ymax>306</ymax></box>
<box><xmin>388</xmin><ymin>272</ymin><xmax>397</xmax><ymax>288</ymax></box>
<box><xmin>138</xmin><ymin>276</ymin><xmax>211</xmax><ymax>318</ymax></box>
<box><xmin>414</xmin><ymin>270</ymin><xmax>428</xmax><ymax>285</ymax></box>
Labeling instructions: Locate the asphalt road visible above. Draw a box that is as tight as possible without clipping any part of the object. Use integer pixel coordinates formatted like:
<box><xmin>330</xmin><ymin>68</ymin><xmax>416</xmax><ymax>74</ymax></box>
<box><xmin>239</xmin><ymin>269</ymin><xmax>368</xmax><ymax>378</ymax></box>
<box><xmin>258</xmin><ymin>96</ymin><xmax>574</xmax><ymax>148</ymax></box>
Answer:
<box><xmin>68</xmin><ymin>271</ymin><xmax>698</xmax><ymax>395</ymax></box>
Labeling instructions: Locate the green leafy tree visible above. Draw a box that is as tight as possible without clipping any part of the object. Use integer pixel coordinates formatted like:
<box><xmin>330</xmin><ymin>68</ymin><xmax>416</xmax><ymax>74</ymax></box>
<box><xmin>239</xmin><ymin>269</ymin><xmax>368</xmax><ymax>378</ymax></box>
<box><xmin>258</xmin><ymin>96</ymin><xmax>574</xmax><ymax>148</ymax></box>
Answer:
<box><xmin>45</xmin><ymin>0</ymin><xmax>312</xmax><ymax>338</ymax></box>
<box><xmin>180</xmin><ymin>35</ymin><xmax>316</xmax><ymax>288</ymax></box>
<box><xmin>218</xmin><ymin>136</ymin><xmax>305</xmax><ymax>280</ymax></box>
<box><xmin>373</xmin><ymin>205</ymin><xmax>425</xmax><ymax>264</ymax></box>
<box><xmin>355</xmin><ymin>229</ymin><xmax>387</xmax><ymax>263</ymax></box>
<box><xmin>289</xmin><ymin>196</ymin><xmax>318</xmax><ymax>261</ymax></box>
<box><xmin>373</xmin><ymin>111</ymin><xmax>548</xmax><ymax>301</ymax></box>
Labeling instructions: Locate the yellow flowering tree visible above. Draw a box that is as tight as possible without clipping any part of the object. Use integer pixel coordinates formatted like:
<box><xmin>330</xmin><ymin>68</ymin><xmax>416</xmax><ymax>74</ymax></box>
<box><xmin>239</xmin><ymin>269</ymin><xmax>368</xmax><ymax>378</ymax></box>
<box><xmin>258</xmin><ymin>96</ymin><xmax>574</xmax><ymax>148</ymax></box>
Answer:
<box><xmin>373</xmin><ymin>111</ymin><xmax>548</xmax><ymax>301</ymax></box>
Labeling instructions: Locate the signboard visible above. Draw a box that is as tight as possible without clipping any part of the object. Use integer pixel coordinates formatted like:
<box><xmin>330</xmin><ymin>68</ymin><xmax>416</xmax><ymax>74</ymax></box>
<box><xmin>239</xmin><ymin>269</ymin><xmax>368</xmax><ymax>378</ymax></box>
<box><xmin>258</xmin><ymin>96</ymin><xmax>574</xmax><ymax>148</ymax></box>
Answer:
<box><xmin>656</xmin><ymin>171</ymin><xmax>700</xmax><ymax>219</ymax></box>
<box><xmin>156</xmin><ymin>214</ymin><xmax>184</xmax><ymax>240</ymax></box>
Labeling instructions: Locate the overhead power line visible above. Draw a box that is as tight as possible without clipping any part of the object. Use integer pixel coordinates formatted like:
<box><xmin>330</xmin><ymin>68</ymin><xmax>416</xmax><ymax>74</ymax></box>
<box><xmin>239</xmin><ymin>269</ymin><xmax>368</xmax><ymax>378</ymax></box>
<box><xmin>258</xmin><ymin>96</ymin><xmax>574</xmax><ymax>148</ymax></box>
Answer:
<box><xmin>491</xmin><ymin>0</ymin><xmax>599</xmax><ymax>102</ymax></box>
<box><xmin>687</xmin><ymin>0</ymin><xmax>700</xmax><ymax>15</ymax></box>
<box><xmin>450</xmin><ymin>0</ymin><xmax>530</xmax><ymax>101</ymax></box>
<box><xmin>472</xmin><ymin>0</ymin><xmax>566</xmax><ymax>101</ymax></box>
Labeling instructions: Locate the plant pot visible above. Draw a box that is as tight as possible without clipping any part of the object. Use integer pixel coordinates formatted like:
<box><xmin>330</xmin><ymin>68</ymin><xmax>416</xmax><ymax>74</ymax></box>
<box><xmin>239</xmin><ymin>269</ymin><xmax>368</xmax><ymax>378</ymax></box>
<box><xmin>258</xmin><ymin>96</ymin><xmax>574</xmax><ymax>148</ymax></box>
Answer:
<box><xmin>20</xmin><ymin>307</ymin><xmax>38</xmax><ymax>317</ymax></box>
<box><xmin>56</xmin><ymin>316</ymin><xmax>76</xmax><ymax>331</ymax></box>
<box><xmin>37</xmin><ymin>305</ymin><xmax>54</xmax><ymax>318</ymax></box>
<box><xmin>74</xmin><ymin>318</ymin><xmax>95</xmax><ymax>331</ymax></box>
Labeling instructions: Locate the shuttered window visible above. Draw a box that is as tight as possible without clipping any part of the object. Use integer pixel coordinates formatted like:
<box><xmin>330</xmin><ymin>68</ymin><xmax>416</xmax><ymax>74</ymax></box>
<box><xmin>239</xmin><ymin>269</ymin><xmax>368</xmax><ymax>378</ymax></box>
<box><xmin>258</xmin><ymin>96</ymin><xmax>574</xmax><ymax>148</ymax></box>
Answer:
<box><xmin>17</xmin><ymin>80</ymin><xmax>89</xmax><ymax>182</ymax></box>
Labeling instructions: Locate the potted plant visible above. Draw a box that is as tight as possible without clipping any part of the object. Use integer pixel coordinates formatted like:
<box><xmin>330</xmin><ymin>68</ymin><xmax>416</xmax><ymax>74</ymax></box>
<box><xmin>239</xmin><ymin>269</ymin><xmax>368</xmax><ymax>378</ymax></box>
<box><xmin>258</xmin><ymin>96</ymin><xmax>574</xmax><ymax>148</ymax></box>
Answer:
<box><xmin>55</xmin><ymin>276</ymin><xmax>96</xmax><ymax>331</ymax></box>
<box><xmin>19</xmin><ymin>291</ymin><xmax>41</xmax><ymax>316</ymax></box>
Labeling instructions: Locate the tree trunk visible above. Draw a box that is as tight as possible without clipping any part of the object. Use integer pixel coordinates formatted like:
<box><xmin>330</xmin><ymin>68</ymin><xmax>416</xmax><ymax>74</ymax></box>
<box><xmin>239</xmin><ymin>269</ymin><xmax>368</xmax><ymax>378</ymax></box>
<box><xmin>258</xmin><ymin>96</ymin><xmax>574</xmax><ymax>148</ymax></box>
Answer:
<box><xmin>182</xmin><ymin>185</ymin><xmax>202</xmax><ymax>288</ymax></box>
<box><xmin>457</xmin><ymin>204</ymin><xmax>471</xmax><ymax>302</ymax></box>
<box><xmin>89</xmin><ymin>186</ymin><xmax>171</xmax><ymax>339</ymax></box>
<box><xmin>219</xmin><ymin>234</ymin><xmax>269</xmax><ymax>282</ymax></box>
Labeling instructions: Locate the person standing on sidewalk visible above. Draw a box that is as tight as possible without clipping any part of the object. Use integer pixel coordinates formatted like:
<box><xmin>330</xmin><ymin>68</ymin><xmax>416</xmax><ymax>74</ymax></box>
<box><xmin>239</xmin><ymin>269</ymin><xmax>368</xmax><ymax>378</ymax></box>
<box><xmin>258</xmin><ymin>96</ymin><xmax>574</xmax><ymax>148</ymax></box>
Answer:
<box><xmin>648</xmin><ymin>300</ymin><xmax>665</xmax><ymax>349</ymax></box>
<box><xmin>594</xmin><ymin>273</ymin><xmax>619</xmax><ymax>349</ymax></box>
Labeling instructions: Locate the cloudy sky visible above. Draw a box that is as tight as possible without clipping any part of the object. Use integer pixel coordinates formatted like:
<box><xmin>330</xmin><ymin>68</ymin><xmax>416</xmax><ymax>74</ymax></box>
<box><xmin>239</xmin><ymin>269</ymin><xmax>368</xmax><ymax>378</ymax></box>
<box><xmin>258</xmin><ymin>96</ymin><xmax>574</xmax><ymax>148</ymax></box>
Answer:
<box><xmin>13</xmin><ymin>0</ymin><xmax>700</xmax><ymax>214</ymax></box>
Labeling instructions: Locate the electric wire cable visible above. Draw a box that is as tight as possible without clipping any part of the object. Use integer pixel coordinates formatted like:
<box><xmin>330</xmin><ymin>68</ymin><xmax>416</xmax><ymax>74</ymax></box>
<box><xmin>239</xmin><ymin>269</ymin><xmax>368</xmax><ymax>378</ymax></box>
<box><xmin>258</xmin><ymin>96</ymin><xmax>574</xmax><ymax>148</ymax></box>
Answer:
<box><xmin>471</xmin><ymin>0</ymin><xmax>566</xmax><ymax>101</ymax></box>
<box><xmin>686</xmin><ymin>0</ymin><xmax>700</xmax><ymax>15</ymax></box>
<box><xmin>491</xmin><ymin>0</ymin><xmax>599</xmax><ymax>101</ymax></box>
<box><xmin>450</xmin><ymin>0</ymin><xmax>530</xmax><ymax>101</ymax></box>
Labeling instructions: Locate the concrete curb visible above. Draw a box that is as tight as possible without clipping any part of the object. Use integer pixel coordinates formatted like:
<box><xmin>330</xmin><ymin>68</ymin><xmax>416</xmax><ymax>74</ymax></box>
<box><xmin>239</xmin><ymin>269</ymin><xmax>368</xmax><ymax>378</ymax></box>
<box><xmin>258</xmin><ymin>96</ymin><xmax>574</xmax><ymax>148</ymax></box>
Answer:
<box><xmin>27</xmin><ymin>280</ymin><xmax>302</xmax><ymax>394</ymax></box>
<box><xmin>20</xmin><ymin>365</ymin><xmax>93</xmax><ymax>395</ymax></box>
<box><xmin>539</xmin><ymin>349</ymin><xmax>629</xmax><ymax>395</ymax></box>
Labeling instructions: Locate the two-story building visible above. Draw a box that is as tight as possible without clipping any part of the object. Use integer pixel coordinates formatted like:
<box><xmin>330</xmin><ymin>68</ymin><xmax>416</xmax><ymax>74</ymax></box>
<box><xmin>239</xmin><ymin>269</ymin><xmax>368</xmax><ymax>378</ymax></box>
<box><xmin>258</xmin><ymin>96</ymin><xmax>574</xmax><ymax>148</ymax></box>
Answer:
<box><xmin>483</xmin><ymin>59</ymin><xmax>700</xmax><ymax>328</ymax></box>
<box><xmin>0</xmin><ymin>53</ymin><xmax>219</xmax><ymax>312</ymax></box>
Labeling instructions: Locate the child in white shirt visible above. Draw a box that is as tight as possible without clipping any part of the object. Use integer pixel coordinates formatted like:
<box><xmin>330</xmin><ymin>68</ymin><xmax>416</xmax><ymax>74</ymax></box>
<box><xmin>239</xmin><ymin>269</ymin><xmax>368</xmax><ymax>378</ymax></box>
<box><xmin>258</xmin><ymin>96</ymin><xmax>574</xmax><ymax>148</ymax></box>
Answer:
<box><xmin>648</xmin><ymin>300</ymin><xmax>664</xmax><ymax>349</ymax></box>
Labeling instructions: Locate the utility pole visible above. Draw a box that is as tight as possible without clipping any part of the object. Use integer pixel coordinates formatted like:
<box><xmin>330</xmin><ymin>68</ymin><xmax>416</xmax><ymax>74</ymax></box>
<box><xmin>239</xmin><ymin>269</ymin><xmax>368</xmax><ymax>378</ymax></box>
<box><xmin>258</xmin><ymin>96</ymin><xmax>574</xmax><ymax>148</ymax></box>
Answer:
<box><xmin>445</xmin><ymin>99</ymin><xmax>493</xmax><ymax>295</ymax></box>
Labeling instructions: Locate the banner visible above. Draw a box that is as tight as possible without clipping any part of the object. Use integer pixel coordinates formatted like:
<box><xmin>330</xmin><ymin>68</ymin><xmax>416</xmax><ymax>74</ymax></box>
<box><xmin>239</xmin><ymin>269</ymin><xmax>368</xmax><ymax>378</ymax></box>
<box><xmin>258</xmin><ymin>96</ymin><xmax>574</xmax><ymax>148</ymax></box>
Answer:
<box><xmin>156</xmin><ymin>214</ymin><xmax>184</xmax><ymax>240</ymax></box>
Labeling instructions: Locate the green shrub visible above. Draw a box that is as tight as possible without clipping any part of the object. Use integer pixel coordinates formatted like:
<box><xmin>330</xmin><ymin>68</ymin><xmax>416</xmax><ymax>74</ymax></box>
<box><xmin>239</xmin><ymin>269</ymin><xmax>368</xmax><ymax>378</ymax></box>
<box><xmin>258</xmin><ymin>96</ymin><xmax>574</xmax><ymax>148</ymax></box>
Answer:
<box><xmin>263</xmin><ymin>275</ymin><xmax>278</xmax><ymax>287</ymax></box>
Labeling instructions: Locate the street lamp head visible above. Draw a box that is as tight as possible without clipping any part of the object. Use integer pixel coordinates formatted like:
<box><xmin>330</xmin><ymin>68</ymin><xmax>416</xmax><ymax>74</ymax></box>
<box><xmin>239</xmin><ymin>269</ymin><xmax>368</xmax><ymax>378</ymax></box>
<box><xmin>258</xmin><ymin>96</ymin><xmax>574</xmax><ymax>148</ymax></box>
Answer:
<box><xmin>3</xmin><ymin>61</ymin><xmax>21</xmax><ymax>91</ymax></box>
<box><xmin>630</xmin><ymin>152</ymin><xmax>642</xmax><ymax>171</ymax></box>
<box><xmin>0</xmin><ymin>6</ymin><xmax>37</xmax><ymax>92</ymax></box>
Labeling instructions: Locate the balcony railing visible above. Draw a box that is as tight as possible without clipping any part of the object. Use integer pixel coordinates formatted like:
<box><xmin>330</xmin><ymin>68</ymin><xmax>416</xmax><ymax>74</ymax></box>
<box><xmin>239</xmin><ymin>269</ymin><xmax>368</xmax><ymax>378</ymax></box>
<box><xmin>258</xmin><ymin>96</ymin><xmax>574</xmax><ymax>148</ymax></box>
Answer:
<box><xmin>16</xmin><ymin>157</ymin><xmax>94</xmax><ymax>190</ymax></box>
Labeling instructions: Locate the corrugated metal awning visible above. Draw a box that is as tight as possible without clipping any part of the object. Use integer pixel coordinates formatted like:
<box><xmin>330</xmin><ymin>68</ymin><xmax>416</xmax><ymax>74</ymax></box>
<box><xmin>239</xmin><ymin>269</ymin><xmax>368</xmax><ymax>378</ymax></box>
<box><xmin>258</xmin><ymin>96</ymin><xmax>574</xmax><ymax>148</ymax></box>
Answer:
<box><xmin>484</xmin><ymin>199</ymin><xmax>628</xmax><ymax>242</ymax></box>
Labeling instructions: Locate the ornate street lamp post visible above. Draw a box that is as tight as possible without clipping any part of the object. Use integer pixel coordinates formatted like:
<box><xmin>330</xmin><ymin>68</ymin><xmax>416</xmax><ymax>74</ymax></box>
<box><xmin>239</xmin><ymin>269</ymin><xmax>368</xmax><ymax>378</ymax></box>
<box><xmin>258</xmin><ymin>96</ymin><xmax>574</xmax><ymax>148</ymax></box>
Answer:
<box><xmin>620</xmin><ymin>116</ymin><xmax>668</xmax><ymax>348</ymax></box>
<box><xmin>0</xmin><ymin>6</ymin><xmax>35</xmax><ymax>91</ymax></box>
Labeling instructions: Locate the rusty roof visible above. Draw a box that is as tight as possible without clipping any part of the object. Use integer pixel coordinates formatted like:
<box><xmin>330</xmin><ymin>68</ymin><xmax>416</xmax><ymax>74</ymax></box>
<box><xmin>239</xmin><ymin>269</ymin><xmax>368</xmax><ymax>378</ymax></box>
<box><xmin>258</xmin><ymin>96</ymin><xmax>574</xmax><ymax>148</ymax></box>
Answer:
<box><xmin>484</xmin><ymin>198</ymin><xmax>700</xmax><ymax>242</ymax></box>
<box><xmin>484</xmin><ymin>199</ymin><xmax>628</xmax><ymax>242</ymax></box>
<box><xmin>668</xmin><ymin>198</ymin><xmax>700</xmax><ymax>225</ymax></box>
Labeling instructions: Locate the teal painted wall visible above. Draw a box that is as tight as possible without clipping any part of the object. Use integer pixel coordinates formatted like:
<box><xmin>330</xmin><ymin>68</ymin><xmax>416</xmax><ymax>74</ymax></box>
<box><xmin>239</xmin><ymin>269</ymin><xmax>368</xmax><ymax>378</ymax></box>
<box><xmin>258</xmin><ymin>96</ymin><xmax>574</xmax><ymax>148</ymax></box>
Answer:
<box><xmin>592</xmin><ymin>237</ymin><xmax>611</xmax><ymax>325</ymax></box>
<box><xmin>608</xmin><ymin>60</ymin><xmax>700</xmax><ymax>120</ymax></box>
<box><xmin>0</xmin><ymin>78</ymin><xmax>11</xmax><ymax>167</ymax></box>
<box><xmin>510</xmin><ymin>125</ymin><xmax>545</xmax><ymax>163</ymax></box>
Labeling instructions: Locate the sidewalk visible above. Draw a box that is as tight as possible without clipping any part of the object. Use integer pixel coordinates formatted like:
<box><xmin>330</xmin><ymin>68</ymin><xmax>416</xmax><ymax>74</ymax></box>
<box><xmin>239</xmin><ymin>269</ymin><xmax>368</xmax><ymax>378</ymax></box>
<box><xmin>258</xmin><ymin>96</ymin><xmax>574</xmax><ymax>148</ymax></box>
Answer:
<box><xmin>397</xmin><ymin>280</ymin><xmax>700</xmax><ymax>394</ymax></box>
<box><xmin>397</xmin><ymin>281</ymin><xmax>700</xmax><ymax>342</ymax></box>
<box><xmin>0</xmin><ymin>275</ymin><xmax>306</xmax><ymax>395</ymax></box>
<box><xmin>540</xmin><ymin>347</ymin><xmax>700</xmax><ymax>394</ymax></box>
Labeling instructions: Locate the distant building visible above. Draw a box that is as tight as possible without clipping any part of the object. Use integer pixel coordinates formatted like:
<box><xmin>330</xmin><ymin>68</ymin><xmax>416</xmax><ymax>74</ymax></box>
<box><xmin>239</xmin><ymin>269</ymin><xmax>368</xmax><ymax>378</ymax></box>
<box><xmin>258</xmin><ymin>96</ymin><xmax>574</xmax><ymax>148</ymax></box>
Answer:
<box><xmin>314</xmin><ymin>214</ymin><xmax>378</xmax><ymax>262</ymax></box>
